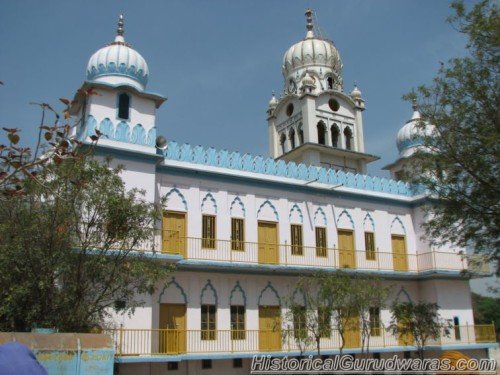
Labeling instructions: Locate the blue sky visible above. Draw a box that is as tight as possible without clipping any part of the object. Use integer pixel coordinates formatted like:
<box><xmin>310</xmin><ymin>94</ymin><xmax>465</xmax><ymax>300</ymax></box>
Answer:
<box><xmin>0</xmin><ymin>0</ymin><xmax>472</xmax><ymax>177</ymax></box>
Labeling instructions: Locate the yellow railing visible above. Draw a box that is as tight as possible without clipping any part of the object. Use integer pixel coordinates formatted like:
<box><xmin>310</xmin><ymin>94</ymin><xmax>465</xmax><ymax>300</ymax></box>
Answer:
<box><xmin>153</xmin><ymin>230</ymin><xmax>488</xmax><ymax>273</ymax></box>
<box><xmin>108</xmin><ymin>324</ymin><xmax>496</xmax><ymax>356</ymax></box>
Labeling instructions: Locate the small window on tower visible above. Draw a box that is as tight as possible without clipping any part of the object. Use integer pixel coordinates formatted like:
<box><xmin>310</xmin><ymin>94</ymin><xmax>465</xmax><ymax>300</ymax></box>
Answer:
<box><xmin>327</xmin><ymin>76</ymin><xmax>333</xmax><ymax>89</ymax></box>
<box><xmin>298</xmin><ymin>124</ymin><xmax>304</xmax><ymax>145</ymax></box>
<box><xmin>328</xmin><ymin>98</ymin><xmax>340</xmax><ymax>112</ymax></box>
<box><xmin>118</xmin><ymin>93</ymin><xmax>130</xmax><ymax>120</ymax></box>
<box><xmin>331</xmin><ymin>124</ymin><xmax>340</xmax><ymax>147</ymax></box>
<box><xmin>344</xmin><ymin>127</ymin><xmax>353</xmax><ymax>150</ymax></box>
<box><xmin>286</xmin><ymin>103</ymin><xmax>294</xmax><ymax>117</ymax></box>
<box><xmin>317</xmin><ymin>122</ymin><xmax>326</xmax><ymax>145</ymax></box>
<box><xmin>280</xmin><ymin>133</ymin><xmax>287</xmax><ymax>154</ymax></box>
<box><xmin>289</xmin><ymin>128</ymin><xmax>296</xmax><ymax>149</ymax></box>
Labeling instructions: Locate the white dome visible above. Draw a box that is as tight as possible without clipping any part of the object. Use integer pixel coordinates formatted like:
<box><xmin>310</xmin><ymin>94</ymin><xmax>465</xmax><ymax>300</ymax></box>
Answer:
<box><xmin>350</xmin><ymin>84</ymin><xmax>362</xmax><ymax>99</ymax></box>
<box><xmin>396</xmin><ymin>102</ymin><xmax>435</xmax><ymax>158</ymax></box>
<box><xmin>86</xmin><ymin>16</ymin><xmax>149</xmax><ymax>90</ymax></box>
<box><xmin>268</xmin><ymin>92</ymin><xmax>278</xmax><ymax>108</ymax></box>
<box><xmin>282</xmin><ymin>10</ymin><xmax>343</xmax><ymax>93</ymax></box>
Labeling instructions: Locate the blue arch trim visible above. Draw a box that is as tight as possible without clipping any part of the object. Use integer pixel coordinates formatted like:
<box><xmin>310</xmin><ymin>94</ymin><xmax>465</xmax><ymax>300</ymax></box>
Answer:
<box><xmin>363</xmin><ymin>213</ymin><xmax>375</xmax><ymax>232</ymax></box>
<box><xmin>336</xmin><ymin>209</ymin><xmax>355</xmax><ymax>229</ymax></box>
<box><xmin>390</xmin><ymin>216</ymin><xmax>406</xmax><ymax>234</ymax></box>
<box><xmin>84</xmin><ymin>115</ymin><xmax>97</xmax><ymax>140</ymax></box>
<box><xmin>157</xmin><ymin>277</ymin><xmax>188</xmax><ymax>304</ymax></box>
<box><xmin>257</xmin><ymin>200</ymin><xmax>279</xmax><ymax>221</ymax></box>
<box><xmin>115</xmin><ymin>121</ymin><xmax>130</xmax><ymax>142</ymax></box>
<box><xmin>314</xmin><ymin>207</ymin><xmax>327</xmax><ymax>226</ymax></box>
<box><xmin>258</xmin><ymin>282</ymin><xmax>281</xmax><ymax>306</ymax></box>
<box><xmin>291</xmin><ymin>288</ymin><xmax>306</xmax><ymax>306</ymax></box>
<box><xmin>99</xmin><ymin>118</ymin><xmax>114</xmax><ymax>138</ymax></box>
<box><xmin>289</xmin><ymin>203</ymin><xmax>303</xmax><ymax>223</ymax></box>
<box><xmin>230</xmin><ymin>196</ymin><xmax>246</xmax><ymax>218</ymax></box>
<box><xmin>200</xmin><ymin>279</ymin><xmax>218</xmax><ymax>305</ymax></box>
<box><xmin>164</xmin><ymin>187</ymin><xmax>188</xmax><ymax>211</ymax></box>
<box><xmin>201</xmin><ymin>192</ymin><xmax>217</xmax><ymax>214</ymax></box>
<box><xmin>396</xmin><ymin>287</ymin><xmax>412</xmax><ymax>303</ymax></box>
<box><xmin>131</xmin><ymin>124</ymin><xmax>146</xmax><ymax>145</ymax></box>
<box><xmin>229</xmin><ymin>281</ymin><xmax>247</xmax><ymax>307</ymax></box>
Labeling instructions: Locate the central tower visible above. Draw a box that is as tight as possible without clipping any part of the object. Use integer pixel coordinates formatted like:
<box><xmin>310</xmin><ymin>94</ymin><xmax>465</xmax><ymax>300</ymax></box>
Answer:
<box><xmin>267</xmin><ymin>9</ymin><xmax>378</xmax><ymax>174</ymax></box>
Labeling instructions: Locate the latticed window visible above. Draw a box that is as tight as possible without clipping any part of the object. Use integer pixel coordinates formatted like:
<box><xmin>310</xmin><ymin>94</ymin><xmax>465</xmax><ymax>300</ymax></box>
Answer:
<box><xmin>231</xmin><ymin>218</ymin><xmax>245</xmax><ymax>251</ymax></box>
<box><xmin>315</xmin><ymin>227</ymin><xmax>327</xmax><ymax>257</ymax></box>
<box><xmin>291</xmin><ymin>224</ymin><xmax>303</xmax><ymax>255</ymax></box>
<box><xmin>293</xmin><ymin>306</ymin><xmax>307</xmax><ymax>339</ymax></box>
<box><xmin>202</xmin><ymin>215</ymin><xmax>216</xmax><ymax>249</ymax></box>
<box><xmin>318</xmin><ymin>306</ymin><xmax>331</xmax><ymax>338</ymax></box>
<box><xmin>365</xmin><ymin>232</ymin><xmax>376</xmax><ymax>260</ymax></box>
<box><xmin>230</xmin><ymin>305</ymin><xmax>246</xmax><ymax>340</ymax></box>
<box><xmin>201</xmin><ymin>304</ymin><xmax>216</xmax><ymax>340</ymax></box>
<box><xmin>369</xmin><ymin>307</ymin><xmax>381</xmax><ymax>336</ymax></box>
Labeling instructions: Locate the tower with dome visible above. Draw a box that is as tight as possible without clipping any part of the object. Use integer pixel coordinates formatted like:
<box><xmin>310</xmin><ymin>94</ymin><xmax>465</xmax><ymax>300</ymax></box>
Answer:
<box><xmin>68</xmin><ymin>12</ymin><xmax>493</xmax><ymax>375</ymax></box>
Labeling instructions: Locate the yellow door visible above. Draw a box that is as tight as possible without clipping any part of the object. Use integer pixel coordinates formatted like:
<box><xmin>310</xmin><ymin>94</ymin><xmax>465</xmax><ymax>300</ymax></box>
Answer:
<box><xmin>392</xmin><ymin>235</ymin><xmax>408</xmax><ymax>271</ymax></box>
<box><xmin>162</xmin><ymin>212</ymin><xmax>186</xmax><ymax>256</ymax></box>
<box><xmin>344</xmin><ymin>314</ymin><xmax>360</xmax><ymax>349</ymax></box>
<box><xmin>258</xmin><ymin>222</ymin><xmax>279</xmax><ymax>264</ymax></box>
<box><xmin>398</xmin><ymin>320</ymin><xmax>414</xmax><ymax>346</ymax></box>
<box><xmin>159</xmin><ymin>304</ymin><xmax>186</xmax><ymax>354</ymax></box>
<box><xmin>259</xmin><ymin>306</ymin><xmax>281</xmax><ymax>352</ymax></box>
<box><xmin>338</xmin><ymin>230</ymin><xmax>356</xmax><ymax>268</ymax></box>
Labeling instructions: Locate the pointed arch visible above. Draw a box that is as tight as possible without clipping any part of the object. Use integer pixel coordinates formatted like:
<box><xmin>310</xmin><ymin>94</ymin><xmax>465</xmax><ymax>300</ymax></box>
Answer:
<box><xmin>336</xmin><ymin>209</ymin><xmax>354</xmax><ymax>229</ymax></box>
<box><xmin>200</xmin><ymin>279</ymin><xmax>218</xmax><ymax>305</ymax></box>
<box><xmin>390</xmin><ymin>216</ymin><xmax>406</xmax><ymax>235</ymax></box>
<box><xmin>317</xmin><ymin>121</ymin><xmax>326</xmax><ymax>145</ymax></box>
<box><xmin>146</xmin><ymin>127</ymin><xmax>156</xmax><ymax>146</ymax></box>
<box><xmin>85</xmin><ymin>115</ymin><xmax>97</xmax><ymax>138</ymax></box>
<box><xmin>230</xmin><ymin>196</ymin><xmax>246</xmax><ymax>218</ymax></box>
<box><xmin>229</xmin><ymin>281</ymin><xmax>247</xmax><ymax>307</ymax></box>
<box><xmin>297</xmin><ymin>123</ymin><xmax>304</xmax><ymax>145</ymax></box>
<box><xmin>289</xmin><ymin>203</ymin><xmax>303</xmax><ymax>224</ymax></box>
<box><xmin>157</xmin><ymin>277</ymin><xmax>187</xmax><ymax>304</ymax></box>
<box><xmin>99</xmin><ymin>118</ymin><xmax>114</xmax><ymax>138</ymax></box>
<box><xmin>201</xmin><ymin>192</ymin><xmax>217</xmax><ymax>214</ymax></box>
<box><xmin>258</xmin><ymin>282</ymin><xmax>281</xmax><ymax>306</ymax></box>
<box><xmin>289</xmin><ymin>128</ymin><xmax>296</xmax><ymax>149</ymax></box>
<box><xmin>395</xmin><ymin>287</ymin><xmax>412</xmax><ymax>303</ymax></box>
<box><xmin>280</xmin><ymin>133</ymin><xmax>287</xmax><ymax>154</ymax></box>
<box><xmin>314</xmin><ymin>207</ymin><xmax>327</xmax><ymax>227</ymax></box>
<box><xmin>344</xmin><ymin>127</ymin><xmax>353</xmax><ymax>150</ymax></box>
<box><xmin>257</xmin><ymin>200</ymin><xmax>279</xmax><ymax>222</ymax></box>
<box><xmin>363</xmin><ymin>213</ymin><xmax>375</xmax><ymax>232</ymax></box>
<box><xmin>331</xmin><ymin>123</ymin><xmax>340</xmax><ymax>148</ymax></box>
<box><xmin>291</xmin><ymin>288</ymin><xmax>306</xmax><ymax>306</ymax></box>
<box><xmin>164</xmin><ymin>187</ymin><xmax>188</xmax><ymax>212</ymax></box>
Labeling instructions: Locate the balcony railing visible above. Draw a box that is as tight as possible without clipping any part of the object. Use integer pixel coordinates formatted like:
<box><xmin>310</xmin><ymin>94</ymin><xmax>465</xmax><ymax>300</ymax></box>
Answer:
<box><xmin>134</xmin><ymin>230</ymin><xmax>489</xmax><ymax>274</ymax></box>
<box><xmin>108</xmin><ymin>324</ymin><xmax>496</xmax><ymax>357</ymax></box>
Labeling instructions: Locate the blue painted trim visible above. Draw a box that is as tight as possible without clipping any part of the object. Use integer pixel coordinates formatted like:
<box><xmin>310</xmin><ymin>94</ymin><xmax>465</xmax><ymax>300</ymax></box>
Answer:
<box><xmin>158</xmin><ymin>277</ymin><xmax>188</xmax><ymax>304</ymax></box>
<box><xmin>363</xmin><ymin>213</ymin><xmax>375</xmax><ymax>232</ymax></box>
<box><xmin>201</xmin><ymin>192</ymin><xmax>218</xmax><ymax>214</ymax></box>
<box><xmin>114</xmin><ymin>343</ymin><xmax>497</xmax><ymax>363</ymax></box>
<box><xmin>258</xmin><ymin>281</ymin><xmax>281</xmax><ymax>306</ymax></box>
<box><xmin>289</xmin><ymin>203</ymin><xmax>303</xmax><ymax>224</ymax></box>
<box><xmin>396</xmin><ymin>286</ymin><xmax>412</xmax><ymax>303</ymax></box>
<box><xmin>99</xmin><ymin>118</ymin><xmax>114</xmax><ymax>139</ymax></box>
<box><xmin>257</xmin><ymin>200</ymin><xmax>279</xmax><ymax>221</ymax></box>
<box><xmin>200</xmin><ymin>279</ymin><xmax>218</xmax><ymax>305</ymax></box>
<box><xmin>174</xmin><ymin>259</ymin><xmax>475</xmax><ymax>280</ymax></box>
<box><xmin>391</xmin><ymin>216</ymin><xmax>407</xmax><ymax>234</ymax></box>
<box><xmin>164</xmin><ymin>187</ymin><xmax>188</xmax><ymax>212</ymax></box>
<box><xmin>87</xmin><ymin>62</ymin><xmax>148</xmax><ymax>86</ymax></box>
<box><xmin>161</xmin><ymin>140</ymin><xmax>417</xmax><ymax>197</ymax></box>
<box><xmin>336</xmin><ymin>209</ymin><xmax>355</xmax><ymax>229</ymax></box>
<box><xmin>230</xmin><ymin>196</ymin><xmax>246</xmax><ymax>218</ymax></box>
<box><xmin>314</xmin><ymin>207</ymin><xmax>327</xmax><ymax>226</ymax></box>
<box><xmin>229</xmin><ymin>281</ymin><xmax>247</xmax><ymax>307</ymax></box>
<box><xmin>397</xmin><ymin>137</ymin><xmax>425</xmax><ymax>152</ymax></box>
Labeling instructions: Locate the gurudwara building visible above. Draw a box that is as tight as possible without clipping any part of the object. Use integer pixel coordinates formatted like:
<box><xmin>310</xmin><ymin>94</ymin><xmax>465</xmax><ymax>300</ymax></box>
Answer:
<box><xmin>69</xmin><ymin>11</ymin><xmax>495</xmax><ymax>375</ymax></box>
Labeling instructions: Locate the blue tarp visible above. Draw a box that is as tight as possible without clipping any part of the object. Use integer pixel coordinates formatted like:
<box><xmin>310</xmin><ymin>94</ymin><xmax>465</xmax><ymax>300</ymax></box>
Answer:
<box><xmin>0</xmin><ymin>342</ymin><xmax>48</xmax><ymax>375</ymax></box>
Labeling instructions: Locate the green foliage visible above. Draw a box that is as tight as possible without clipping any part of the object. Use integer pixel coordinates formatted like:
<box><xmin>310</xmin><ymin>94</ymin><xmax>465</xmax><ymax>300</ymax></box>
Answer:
<box><xmin>0</xmin><ymin>156</ymin><xmax>172</xmax><ymax>332</ymax></box>
<box><xmin>283</xmin><ymin>271</ymin><xmax>390</xmax><ymax>355</ymax></box>
<box><xmin>402</xmin><ymin>0</ymin><xmax>500</xmax><ymax>272</ymax></box>
<box><xmin>472</xmin><ymin>292</ymin><xmax>500</xmax><ymax>337</ymax></box>
<box><xmin>388</xmin><ymin>301</ymin><xmax>451</xmax><ymax>359</ymax></box>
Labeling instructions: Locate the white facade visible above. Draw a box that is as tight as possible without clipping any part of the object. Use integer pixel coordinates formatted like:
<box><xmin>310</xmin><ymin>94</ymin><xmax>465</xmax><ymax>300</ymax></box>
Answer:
<box><xmin>70</xmin><ymin>12</ymin><xmax>493</xmax><ymax>375</ymax></box>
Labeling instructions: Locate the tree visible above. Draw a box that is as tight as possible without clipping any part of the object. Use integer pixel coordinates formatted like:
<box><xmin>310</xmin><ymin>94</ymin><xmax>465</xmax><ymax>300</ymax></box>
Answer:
<box><xmin>0</xmin><ymin>155</ymin><xmax>172</xmax><ymax>332</ymax></box>
<box><xmin>283</xmin><ymin>271</ymin><xmax>390</xmax><ymax>356</ymax></box>
<box><xmin>471</xmin><ymin>292</ymin><xmax>500</xmax><ymax>339</ymax></box>
<box><xmin>388</xmin><ymin>301</ymin><xmax>451</xmax><ymax>360</ymax></box>
<box><xmin>402</xmin><ymin>0</ymin><xmax>500</xmax><ymax>273</ymax></box>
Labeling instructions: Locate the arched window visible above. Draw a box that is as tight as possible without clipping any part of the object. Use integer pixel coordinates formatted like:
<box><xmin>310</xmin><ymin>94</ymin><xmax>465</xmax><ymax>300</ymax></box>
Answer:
<box><xmin>289</xmin><ymin>128</ymin><xmax>296</xmax><ymax>149</ymax></box>
<box><xmin>331</xmin><ymin>124</ymin><xmax>340</xmax><ymax>148</ymax></box>
<box><xmin>317</xmin><ymin>122</ymin><xmax>326</xmax><ymax>145</ymax></box>
<box><xmin>118</xmin><ymin>93</ymin><xmax>130</xmax><ymax>120</ymax></box>
<box><xmin>280</xmin><ymin>133</ymin><xmax>287</xmax><ymax>154</ymax></box>
<box><xmin>298</xmin><ymin>124</ymin><xmax>304</xmax><ymax>145</ymax></box>
<box><xmin>327</xmin><ymin>77</ymin><xmax>333</xmax><ymax>90</ymax></box>
<box><xmin>344</xmin><ymin>127</ymin><xmax>353</xmax><ymax>150</ymax></box>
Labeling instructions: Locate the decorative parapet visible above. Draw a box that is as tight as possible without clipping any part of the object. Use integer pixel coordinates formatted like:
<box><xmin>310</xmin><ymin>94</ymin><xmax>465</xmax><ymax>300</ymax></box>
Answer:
<box><xmin>160</xmin><ymin>141</ymin><xmax>421</xmax><ymax>197</ymax></box>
